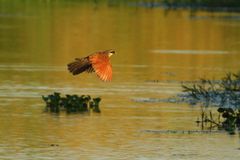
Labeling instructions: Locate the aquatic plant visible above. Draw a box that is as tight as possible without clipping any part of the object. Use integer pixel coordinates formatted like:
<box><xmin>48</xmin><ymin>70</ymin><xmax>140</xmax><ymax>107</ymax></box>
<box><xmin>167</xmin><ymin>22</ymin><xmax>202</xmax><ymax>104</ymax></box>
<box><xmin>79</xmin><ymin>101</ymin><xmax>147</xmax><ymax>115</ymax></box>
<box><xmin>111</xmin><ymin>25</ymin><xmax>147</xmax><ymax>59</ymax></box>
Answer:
<box><xmin>181</xmin><ymin>72</ymin><xmax>240</xmax><ymax>134</ymax></box>
<box><xmin>181</xmin><ymin>72</ymin><xmax>240</xmax><ymax>108</ymax></box>
<box><xmin>217</xmin><ymin>108</ymin><xmax>240</xmax><ymax>133</ymax></box>
<box><xmin>196</xmin><ymin>107</ymin><xmax>240</xmax><ymax>134</ymax></box>
<box><xmin>42</xmin><ymin>92</ymin><xmax>101</xmax><ymax>113</ymax></box>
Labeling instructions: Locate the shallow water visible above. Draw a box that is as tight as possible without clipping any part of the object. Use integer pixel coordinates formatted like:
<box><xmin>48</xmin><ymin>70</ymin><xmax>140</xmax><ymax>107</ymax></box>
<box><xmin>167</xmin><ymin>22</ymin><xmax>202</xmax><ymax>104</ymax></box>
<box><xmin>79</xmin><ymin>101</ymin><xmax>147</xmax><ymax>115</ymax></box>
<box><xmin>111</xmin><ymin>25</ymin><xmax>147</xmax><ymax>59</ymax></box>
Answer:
<box><xmin>0</xmin><ymin>1</ymin><xmax>240</xmax><ymax>160</ymax></box>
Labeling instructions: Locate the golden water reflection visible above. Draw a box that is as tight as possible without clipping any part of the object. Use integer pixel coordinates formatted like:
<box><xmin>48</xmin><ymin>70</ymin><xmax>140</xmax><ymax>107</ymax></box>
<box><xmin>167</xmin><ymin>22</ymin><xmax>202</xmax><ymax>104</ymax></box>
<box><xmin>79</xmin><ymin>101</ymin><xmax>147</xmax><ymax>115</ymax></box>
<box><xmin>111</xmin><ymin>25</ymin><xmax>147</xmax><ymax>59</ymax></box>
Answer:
<box><xmin>0</xmin><ymin>1</ymin><xmax>240</xmax><ymax>159</ymax></box>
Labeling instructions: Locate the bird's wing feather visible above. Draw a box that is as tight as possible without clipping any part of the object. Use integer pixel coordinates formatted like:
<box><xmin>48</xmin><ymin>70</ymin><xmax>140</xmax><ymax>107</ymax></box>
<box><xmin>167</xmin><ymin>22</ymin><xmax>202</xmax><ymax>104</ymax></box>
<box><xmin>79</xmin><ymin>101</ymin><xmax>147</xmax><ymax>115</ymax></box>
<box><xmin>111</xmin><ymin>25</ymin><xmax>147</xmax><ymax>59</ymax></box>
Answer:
<box><xmin>89</xmin><ymin>54</ymin><xmax>112</xmax><ymax>81</ymax></box>
<box><xmin>67</xmin><ymin>57</ymin><xmax>93</xmax><ymax>75</ymax></box>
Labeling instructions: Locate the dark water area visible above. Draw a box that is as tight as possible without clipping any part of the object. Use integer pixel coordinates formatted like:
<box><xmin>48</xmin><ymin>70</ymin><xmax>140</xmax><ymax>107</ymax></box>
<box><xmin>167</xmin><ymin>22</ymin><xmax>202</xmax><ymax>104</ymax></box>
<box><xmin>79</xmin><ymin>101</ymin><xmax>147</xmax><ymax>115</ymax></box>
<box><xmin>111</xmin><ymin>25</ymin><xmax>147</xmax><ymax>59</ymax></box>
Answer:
<box><xmin>0</xmin><ymin>1</ymin><xmax>240</xmax><ymax>159</ymax></box>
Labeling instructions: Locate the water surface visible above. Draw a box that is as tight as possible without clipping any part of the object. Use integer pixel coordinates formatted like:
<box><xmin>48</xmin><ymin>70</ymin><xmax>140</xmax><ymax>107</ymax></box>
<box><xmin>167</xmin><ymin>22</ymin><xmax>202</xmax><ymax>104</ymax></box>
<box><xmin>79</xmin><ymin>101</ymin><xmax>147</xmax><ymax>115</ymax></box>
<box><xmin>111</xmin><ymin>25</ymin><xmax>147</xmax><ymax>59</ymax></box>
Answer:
<box><xmin>0</xmin><ymin>1</ymin><xmax>240</xmax><ymax>160</ymax></box>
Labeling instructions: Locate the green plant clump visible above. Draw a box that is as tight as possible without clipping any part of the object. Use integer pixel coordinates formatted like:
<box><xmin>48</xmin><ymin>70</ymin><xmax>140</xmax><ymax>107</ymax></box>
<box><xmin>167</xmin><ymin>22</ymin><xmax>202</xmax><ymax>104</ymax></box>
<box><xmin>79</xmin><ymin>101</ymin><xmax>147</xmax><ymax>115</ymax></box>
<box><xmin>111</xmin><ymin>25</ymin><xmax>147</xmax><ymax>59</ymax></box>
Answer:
<box><xmin>196</xmin><ymin>108</ymin><xmax>240</xmax><ymax>134</ymax></box>
<box><xmin>42</xmin><ymin>92</ymin><xmax>101</xmax><ymax>113</ymax></box>
<box><xmin>217</xmin><ymin>107</ymin><xmax>240</xmax><ymax>133</ymax></box>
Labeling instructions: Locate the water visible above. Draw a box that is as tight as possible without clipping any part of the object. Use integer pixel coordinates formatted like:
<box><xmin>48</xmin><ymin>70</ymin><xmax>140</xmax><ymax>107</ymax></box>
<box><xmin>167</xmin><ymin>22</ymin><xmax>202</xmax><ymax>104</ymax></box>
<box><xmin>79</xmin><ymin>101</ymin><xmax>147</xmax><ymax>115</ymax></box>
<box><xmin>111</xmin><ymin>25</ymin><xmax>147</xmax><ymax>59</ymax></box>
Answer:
<box><xmin>0</xmin><ymin>1</ymin><xmax>240</xmax><ymax>159</ymax></box>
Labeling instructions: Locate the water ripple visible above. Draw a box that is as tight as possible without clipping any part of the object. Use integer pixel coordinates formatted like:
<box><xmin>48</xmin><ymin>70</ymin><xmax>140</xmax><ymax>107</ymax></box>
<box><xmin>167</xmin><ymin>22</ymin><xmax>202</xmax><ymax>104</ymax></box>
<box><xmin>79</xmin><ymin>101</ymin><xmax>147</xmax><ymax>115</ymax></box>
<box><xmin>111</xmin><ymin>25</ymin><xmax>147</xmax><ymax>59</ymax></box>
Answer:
<box><xmin>0</xmin><ymin>64</ymin><xmax>65</xmax><ymax>72</ymax></box>
<box><xmin>151</xmin><ymin>49</ymin><xmax>230</xmax><ymax>54</ymax></box>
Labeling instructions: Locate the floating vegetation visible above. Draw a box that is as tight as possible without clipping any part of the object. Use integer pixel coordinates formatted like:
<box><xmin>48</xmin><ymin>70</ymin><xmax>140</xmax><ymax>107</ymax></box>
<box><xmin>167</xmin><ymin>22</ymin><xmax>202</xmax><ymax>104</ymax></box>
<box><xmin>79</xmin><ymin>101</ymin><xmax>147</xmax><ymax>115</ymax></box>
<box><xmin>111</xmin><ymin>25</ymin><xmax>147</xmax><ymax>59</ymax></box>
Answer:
<box><xmin>181</xmin><ymin>72</ymin><xmax>240</xmax><ymax>134</ymax></box>
<box><xmin>42</xmin><ymin>92</ymin><xmax>101</xmax><ymax>113</ymax></box>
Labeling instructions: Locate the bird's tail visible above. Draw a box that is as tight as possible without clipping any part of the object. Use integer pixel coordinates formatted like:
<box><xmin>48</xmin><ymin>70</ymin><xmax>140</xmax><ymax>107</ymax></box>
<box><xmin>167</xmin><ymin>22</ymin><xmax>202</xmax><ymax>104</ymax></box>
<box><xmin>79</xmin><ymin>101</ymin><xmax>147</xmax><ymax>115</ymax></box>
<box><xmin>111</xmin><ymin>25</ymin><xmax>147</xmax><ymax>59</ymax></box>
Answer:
<box><xmin>67</xmin><ymin>58</ymin><xmax>92</xmax><ymax>75</ymax></box>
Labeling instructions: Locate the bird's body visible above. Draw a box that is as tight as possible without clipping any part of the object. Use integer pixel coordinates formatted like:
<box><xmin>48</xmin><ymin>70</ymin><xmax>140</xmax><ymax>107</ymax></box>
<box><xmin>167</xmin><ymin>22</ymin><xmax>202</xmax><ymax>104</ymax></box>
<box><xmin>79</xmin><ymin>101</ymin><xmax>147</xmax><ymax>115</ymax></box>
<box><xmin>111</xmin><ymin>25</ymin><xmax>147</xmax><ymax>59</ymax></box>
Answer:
<box><xmin>67</xmin><ymin>50</ymin><xmax>115</xmax><ymax>81</ymax></box>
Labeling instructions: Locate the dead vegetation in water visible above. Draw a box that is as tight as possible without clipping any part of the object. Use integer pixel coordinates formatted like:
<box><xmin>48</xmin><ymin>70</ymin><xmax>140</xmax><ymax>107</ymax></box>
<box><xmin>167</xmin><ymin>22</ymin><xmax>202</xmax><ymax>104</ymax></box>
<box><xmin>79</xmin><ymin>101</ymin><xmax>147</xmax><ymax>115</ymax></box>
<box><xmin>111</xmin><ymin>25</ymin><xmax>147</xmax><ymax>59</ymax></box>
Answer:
<box><xmin>181</xmin><ymin>72</ymin><xmax>240</xmax><ymax>134</ymax></box>
<box><xmin>181</xmin><ymin>72</ymin><xmax>240</xmax><ymax>108</ymax></box>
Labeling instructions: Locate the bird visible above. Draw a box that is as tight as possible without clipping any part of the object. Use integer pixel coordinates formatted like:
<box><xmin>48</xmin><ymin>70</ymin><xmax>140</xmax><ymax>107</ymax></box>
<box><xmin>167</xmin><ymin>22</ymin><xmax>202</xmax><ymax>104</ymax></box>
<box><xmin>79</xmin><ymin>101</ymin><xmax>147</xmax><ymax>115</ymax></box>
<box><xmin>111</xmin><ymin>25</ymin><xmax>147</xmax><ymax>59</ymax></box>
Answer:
<box><xmin>67</xmin><ymin>49</ymin><xmax>115</xmax><ymax>82</ymax></box>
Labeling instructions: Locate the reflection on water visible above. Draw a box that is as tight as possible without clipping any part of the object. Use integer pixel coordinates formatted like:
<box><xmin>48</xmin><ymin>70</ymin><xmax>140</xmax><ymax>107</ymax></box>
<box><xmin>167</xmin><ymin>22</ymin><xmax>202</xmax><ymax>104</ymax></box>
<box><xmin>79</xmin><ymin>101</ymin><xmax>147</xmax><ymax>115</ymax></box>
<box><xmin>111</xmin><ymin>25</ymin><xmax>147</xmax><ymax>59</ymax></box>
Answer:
<box><xmin>151</xmin><ymin>49</ymin><xmax>230</xmax><ymax>54</ymax></box>
<box><xmin>0</xmin><ymin>1</ymin><xmax>240</xmax><ymax>160</ymax></box>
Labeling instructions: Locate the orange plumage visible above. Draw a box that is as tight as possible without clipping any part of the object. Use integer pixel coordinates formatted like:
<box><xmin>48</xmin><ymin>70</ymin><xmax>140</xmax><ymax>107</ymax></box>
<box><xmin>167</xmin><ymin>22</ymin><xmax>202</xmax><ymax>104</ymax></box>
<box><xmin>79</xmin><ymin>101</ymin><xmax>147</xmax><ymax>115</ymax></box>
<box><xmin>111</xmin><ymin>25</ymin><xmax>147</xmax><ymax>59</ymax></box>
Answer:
<box><xmin>67</xmin><ymin>50</ymin><xmax>115</xmax><ymax>82</ymax></box>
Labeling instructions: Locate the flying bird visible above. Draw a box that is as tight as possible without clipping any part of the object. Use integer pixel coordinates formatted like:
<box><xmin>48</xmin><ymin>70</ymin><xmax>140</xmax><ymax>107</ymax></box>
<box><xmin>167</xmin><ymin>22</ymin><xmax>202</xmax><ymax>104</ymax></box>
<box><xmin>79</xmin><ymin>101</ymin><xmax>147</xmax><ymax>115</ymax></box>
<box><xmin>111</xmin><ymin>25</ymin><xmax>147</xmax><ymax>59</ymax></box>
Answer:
<box><xmin>67</xmin><ymin>49</ymin><xmax>115</xmax><ymax>82</ymax></box>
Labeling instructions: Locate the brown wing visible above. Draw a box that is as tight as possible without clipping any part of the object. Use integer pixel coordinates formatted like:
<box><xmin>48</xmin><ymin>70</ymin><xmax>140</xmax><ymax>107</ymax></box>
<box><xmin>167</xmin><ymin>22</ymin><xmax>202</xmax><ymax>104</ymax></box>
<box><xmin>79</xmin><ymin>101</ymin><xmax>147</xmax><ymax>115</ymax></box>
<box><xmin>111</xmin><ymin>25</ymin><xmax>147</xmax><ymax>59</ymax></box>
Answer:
<box><xmin>67</xmin><ymin>57</ymin><xmax>94</xmax><ymax>75</ymax></box>
<box><xmin>89</xmin><ymin>53</ymin><xmax>112</xmax><ymax>81</ymax></box>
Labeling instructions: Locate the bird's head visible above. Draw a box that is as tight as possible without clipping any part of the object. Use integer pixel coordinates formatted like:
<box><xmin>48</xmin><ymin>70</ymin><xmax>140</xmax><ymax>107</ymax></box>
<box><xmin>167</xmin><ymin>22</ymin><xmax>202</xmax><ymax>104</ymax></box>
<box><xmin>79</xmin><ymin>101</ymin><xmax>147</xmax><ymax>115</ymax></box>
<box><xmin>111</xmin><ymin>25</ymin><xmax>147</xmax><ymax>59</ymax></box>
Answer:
<box><xmin>105</xmin><ymin>49</ymin><xmax>115</xmax><ymax>57</ymax></box>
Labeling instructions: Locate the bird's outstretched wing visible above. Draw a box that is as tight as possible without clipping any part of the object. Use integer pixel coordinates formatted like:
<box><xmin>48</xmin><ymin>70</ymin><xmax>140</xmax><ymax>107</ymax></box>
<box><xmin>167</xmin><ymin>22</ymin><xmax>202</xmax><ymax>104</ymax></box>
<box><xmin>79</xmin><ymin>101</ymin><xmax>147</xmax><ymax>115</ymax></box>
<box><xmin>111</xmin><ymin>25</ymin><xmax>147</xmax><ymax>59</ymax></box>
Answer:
<box><xmin>67</xmin><ymin>57</ymin><xmax>94</xmax><ymax>75</ymax></box>
<box><xmin>89</xmin><ymin>53</ymin><xmax>112</xmax><ymax>81</ymax></box>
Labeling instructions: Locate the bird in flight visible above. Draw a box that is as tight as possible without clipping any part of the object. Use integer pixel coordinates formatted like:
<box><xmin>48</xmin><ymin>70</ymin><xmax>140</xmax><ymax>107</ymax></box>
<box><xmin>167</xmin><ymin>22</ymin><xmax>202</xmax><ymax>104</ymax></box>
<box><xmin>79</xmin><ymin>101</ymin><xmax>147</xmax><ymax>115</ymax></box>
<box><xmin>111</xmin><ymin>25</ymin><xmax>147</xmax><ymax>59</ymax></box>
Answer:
<box><xmin>67</xmin><ymin>49</ymin><xmax>115</xmax><ymax>82</ymax></box>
